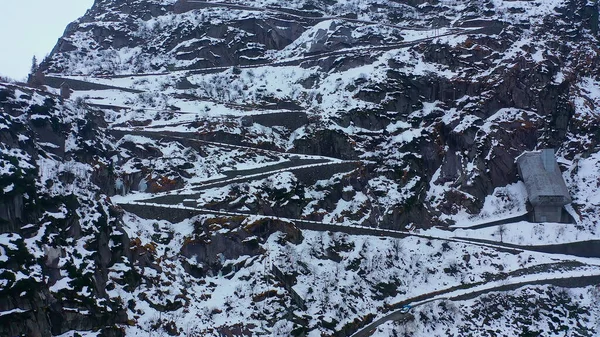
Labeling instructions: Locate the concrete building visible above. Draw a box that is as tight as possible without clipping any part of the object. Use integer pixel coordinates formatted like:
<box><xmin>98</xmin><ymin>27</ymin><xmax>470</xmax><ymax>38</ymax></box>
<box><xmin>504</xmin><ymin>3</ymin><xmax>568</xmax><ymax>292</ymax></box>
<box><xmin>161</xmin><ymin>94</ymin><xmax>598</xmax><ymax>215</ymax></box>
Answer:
<box><xmin>60</xmin><ymin>82</ymin><xmax>71</xmax><ymax>99</ymax></box>
<box><xmin>516</xmin><ymin>149</ymin><xmax>572</xmax><ymax>223</ymax></box>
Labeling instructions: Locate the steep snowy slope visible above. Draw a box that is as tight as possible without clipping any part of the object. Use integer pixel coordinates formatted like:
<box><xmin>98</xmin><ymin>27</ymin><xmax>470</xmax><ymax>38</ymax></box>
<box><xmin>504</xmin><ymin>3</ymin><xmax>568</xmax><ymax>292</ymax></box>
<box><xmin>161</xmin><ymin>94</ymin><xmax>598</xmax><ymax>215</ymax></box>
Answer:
<box><xmin>38</xmin><ymin>0</ymin><xmax>600</xmax><ymax>229</ymax></box>
<box><xmin>0</xmin><ymin>83</ymin><xmax>129</xmax><ymax>336</ymax></box>
<box><xmin>2</xmin><ymin>0</ymin><xmax>600</xmax><ymax>336</ymax></box>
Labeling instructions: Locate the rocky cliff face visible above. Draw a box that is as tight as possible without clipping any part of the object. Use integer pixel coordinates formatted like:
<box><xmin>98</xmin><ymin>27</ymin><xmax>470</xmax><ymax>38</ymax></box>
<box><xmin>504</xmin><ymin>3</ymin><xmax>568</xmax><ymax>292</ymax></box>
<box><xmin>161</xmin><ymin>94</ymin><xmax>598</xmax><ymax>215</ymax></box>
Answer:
<box><xmin>0</xmin><ymin>84</ymin><xmax>129</xmax><ymax>336</ymax></box>
<box><xmin>2</xmin><ymin>0</ymin><xmax>600</xmax><ymax>335</ymax></box>
<box><xmin>37</xmin><ymin>0</ymin><xmax>600</xmax><ymax>229</ymax></box>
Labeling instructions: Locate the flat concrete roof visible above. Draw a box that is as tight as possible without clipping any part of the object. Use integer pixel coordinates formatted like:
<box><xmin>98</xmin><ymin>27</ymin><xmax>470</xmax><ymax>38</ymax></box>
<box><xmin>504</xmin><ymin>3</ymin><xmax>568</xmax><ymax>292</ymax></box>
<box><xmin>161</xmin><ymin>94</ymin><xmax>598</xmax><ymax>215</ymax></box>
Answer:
<box><xmin>516</xmin><ymin>150</ymin><xmax>571</xmax><ymax>206</ymax></box>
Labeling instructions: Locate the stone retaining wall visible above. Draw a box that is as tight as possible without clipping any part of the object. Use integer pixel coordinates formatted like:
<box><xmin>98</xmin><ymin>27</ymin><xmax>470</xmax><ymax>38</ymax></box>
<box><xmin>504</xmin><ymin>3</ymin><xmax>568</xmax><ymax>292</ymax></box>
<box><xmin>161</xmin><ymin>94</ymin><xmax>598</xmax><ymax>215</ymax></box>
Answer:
<box><xmin>120</xmin><ymin>203</ymin><xmax>206</xmax><ymax>223</ymax></box>
<box><xmin>44</xmin><ymin>77</ymin><xmax>143</xmax><ymax>93</ymax></box>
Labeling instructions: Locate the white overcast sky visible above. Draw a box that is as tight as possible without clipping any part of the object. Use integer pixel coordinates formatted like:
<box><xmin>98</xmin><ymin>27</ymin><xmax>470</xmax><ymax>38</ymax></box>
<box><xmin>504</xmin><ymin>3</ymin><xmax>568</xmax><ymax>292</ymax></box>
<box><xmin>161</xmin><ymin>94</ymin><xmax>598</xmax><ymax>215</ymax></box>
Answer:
<box><xmin>0</xmin><ymin>0</ymin><xmax>94</xmax><ymax>80</ymax></box>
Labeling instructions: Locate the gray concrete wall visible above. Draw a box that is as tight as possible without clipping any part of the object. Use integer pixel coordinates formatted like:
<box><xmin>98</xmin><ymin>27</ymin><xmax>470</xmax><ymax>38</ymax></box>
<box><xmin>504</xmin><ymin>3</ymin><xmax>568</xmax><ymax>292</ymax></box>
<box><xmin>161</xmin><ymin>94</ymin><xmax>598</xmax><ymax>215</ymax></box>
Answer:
<box><xmin>293</xmin><ymin>162</ymin><xmax>360</xmax><ymax>185</ymax></box>
<box><xmin>271</xmin><ymin>265</ymin><xmax>307</xmax><ymax>310</ymax></box>
<box><xmin>457</xmin><ymin>237</ymin><xmax>600</xmax><ymax>258</ymax></box>
<box><xmin>249</xmin><ymin>112</ymin><xmax>308</xmax><ymax>130</ymax></box>
<box><xmin>451</xmin><ymin>274</ymin><xmax>600</xmax><ymax>301</ymax></box>
<box><xmin>517</xmin><ymin>151</ymin><xmax>571</xmax><ymax>207</ymax></box>
<box><xmin>534</xmin><ymin>205</ymin><xmax>563</xmax><ymax>223</ymax></box>
<box><xmin>44</xmin><ymin>76</ymin><xmax>143</xmax><ymax>93</ymax></box>
<box><xmin>120</xmin><ymin>203</ymin><xmax>207</xmax><ymax>223</ymax></box>
<box><xmin>462</xmin><ymin>213</ymin><xmax>529</xmax><ymax>230</ymax></box>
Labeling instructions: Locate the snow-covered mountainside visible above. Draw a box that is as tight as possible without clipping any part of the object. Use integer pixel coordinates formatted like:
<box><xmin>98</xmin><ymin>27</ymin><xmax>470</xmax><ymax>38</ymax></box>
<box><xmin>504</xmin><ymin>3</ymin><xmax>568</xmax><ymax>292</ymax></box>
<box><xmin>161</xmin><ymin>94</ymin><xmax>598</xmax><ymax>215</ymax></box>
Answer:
<box><xmin>2</xmin><ymin>0</ymin><xmax>600</xmax><ymax>336</ymax></box>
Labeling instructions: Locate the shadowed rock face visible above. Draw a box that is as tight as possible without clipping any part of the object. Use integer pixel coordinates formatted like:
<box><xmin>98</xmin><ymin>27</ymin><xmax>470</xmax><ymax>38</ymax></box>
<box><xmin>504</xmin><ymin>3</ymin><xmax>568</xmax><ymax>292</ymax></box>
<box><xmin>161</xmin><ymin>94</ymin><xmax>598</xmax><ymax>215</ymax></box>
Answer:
<box><xmin>181</xmin><ymin>217</ymin><xmax>303</xmax><ymax>276</ymax></box>
<box><xmin>0</xmin><ymin>85</ymin><xmax>130</xmax><ymax>337</ymax></box>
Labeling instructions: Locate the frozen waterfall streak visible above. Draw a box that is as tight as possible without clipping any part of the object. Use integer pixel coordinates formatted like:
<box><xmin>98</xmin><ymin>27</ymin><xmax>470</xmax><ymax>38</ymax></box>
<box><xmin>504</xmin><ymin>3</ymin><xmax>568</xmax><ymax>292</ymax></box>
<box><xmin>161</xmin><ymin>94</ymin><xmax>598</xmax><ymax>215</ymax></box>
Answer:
<box><xmin>351</xmin><ymin>271</ymin><xmax>600</xmax><ymax>337</ymax></box>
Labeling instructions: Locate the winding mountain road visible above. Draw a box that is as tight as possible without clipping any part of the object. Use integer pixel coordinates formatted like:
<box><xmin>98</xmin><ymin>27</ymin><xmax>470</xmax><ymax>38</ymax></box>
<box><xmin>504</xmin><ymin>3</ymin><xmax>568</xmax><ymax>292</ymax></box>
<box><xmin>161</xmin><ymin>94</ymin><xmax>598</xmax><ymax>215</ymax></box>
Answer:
<box><xmin>118</xmin><ymin>200</ymin><xmax>600</xmax><ymax>263</ymax></box>
<box><xmin>48</xmin><ymin>23</ymin><xmax>481</xmax><ymax>80</ymax></box>
<box><xmin>351</xmin><ymin>272</ymin><xmax>600</xmax><ymax>337</ymax></box>
<box><xmin>139</xmin><ymin>160</ymin><xmax>360</xmax><ymax>205</ymax></box>
<box><xmin>115</xmin><ymin>199</ymin><xmax>600</xmax><ymax>337</ymax></box>
<box><xmin>185</xmin><ymin>0</ymin><xmax>437</xmax><ymax>31</ymax></box>
<box><xmin>109</xmin><ymin>127</ymin><xmax>600</xmax><ymax>262</ymax></box>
